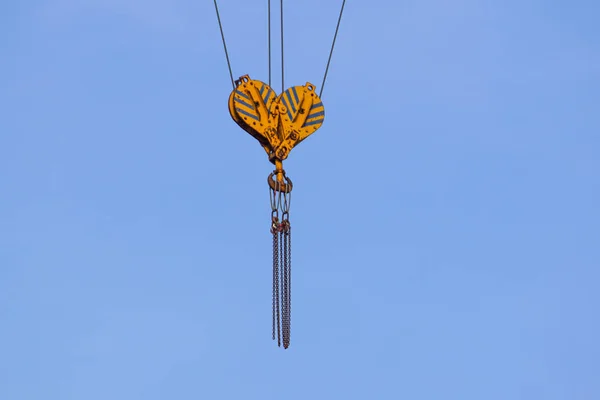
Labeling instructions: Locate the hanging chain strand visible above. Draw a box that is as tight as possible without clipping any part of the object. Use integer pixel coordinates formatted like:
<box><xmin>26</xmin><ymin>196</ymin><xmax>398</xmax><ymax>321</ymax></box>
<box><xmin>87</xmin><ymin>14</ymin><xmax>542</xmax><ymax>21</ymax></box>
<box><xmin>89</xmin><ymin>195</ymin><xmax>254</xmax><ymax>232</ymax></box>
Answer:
<box><xmin>282</xmin><ymin>213</ymin><xmax>291</xmax><ymax>348</ymax></box>
<box><xmin>270</xmin><ymin>186</ymin><xmax>282</xmax><ymax>347</ymax></box>
<box><xmin>274</xmin><ymin>225</ymin><xmax>281</xmax><ymax>346</ymax></box>
<box><xmin>269</xmin><ymin>172</ymin><xmax>292</xmax><ymax>349</ymax></box>
<box><xmin>281</xmin><ymin>188</ymin><xmax>291</xmax><ymax>348</ymax></box>
<box><xmin>272</xmin><ymin>215</ymin><xmax>277</xmax><ymax>341</ymax></box>
<box><xmin>285</xmin><ymin>214</ymin><xmax>291</xmax><ymax>346</ymax></box>
<box><xmin>280</xmin><ymin>228</ymin><xmax>287</xmax><ymax>347</ymax></box>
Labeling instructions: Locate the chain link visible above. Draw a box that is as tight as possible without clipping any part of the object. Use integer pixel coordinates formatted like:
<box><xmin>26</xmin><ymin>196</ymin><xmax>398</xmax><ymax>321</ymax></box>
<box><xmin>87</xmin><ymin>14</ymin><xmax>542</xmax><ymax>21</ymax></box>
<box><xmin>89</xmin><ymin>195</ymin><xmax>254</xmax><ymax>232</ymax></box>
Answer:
<box><xmin>270</xmin><ymin>183</ymin><xmax>281</xmax><ymax>347</ymax></box>
<box><xmin>273</xmin><ymin>221</ymin><xmax>281</xmax><ymax>347</ymax></box>
<box><xmin>286</xmin><ymin>218</ymin><xmax>291</xmax><ymax>345</ymax></box>
<box><xmin>282</xmin><ymin>227</ymin><xmax>290</xmax><ymax>348</ymax></box>
<box><xmin>272</xmin><ymin>222</ymin><xmax>277</xmax><ymax>341</ymax></box>
<box><xmin>280</xmin><ymin>229</ymin><xmax>286</xmax><ymax>348</ymax></box>
<box><xmin>269</xmin><ymin>172</ymin><xmax>293</xmax><ymax>349</ymax></box>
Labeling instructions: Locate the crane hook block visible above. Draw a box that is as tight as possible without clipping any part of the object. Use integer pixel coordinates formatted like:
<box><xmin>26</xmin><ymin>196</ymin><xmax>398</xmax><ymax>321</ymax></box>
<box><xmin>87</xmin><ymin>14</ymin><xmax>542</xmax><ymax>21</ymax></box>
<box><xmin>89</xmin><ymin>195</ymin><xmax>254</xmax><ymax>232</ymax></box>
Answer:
<box><xmin>228</xmin><ymin>75</ymin><xmax>325</xmax><ymax>164</ymax></box>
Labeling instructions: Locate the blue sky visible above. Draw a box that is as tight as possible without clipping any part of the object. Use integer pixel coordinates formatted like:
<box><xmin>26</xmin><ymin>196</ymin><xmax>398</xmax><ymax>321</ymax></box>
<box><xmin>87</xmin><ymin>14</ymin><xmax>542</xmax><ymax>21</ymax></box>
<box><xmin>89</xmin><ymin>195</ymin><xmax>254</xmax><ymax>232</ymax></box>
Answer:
<box><xmin>1</xmin><ymin>1</ymin><xmax>599</xmax><ymax>399</ymax></box>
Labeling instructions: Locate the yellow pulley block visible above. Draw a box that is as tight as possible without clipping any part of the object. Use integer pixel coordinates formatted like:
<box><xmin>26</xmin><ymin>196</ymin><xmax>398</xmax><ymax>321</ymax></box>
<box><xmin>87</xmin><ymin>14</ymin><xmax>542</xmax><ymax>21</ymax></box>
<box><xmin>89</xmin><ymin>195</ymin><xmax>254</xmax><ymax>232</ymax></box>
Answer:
<box><xmin>228</xmin><ymin>75</ymin><xmax>278</xmax><ymax>156</ymax></box>
<box><xmin>274</xmin><ymin>82</ymin><xmax>324</xmax><ymax>162</ymax></box>
<box><xmin>228</xmin><ymin>75</ymin><xmax>325</xmax><ymax>165</ymax></box>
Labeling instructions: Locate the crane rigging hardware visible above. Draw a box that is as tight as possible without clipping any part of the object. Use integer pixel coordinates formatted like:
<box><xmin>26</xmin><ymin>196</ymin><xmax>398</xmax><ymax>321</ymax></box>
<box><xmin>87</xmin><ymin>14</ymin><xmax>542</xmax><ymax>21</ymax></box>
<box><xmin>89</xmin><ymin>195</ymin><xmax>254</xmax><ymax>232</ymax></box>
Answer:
<box><xmin>213</xmin><ymin>0</ymin><xmax>346</xmax><ymax>349</ymax></box>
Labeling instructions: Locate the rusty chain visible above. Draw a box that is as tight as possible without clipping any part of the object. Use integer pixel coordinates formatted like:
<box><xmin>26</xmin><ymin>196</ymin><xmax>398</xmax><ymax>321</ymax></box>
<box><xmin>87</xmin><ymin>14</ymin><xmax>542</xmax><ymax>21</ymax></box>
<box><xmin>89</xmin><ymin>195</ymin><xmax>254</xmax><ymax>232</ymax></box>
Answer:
<box><xmin>270</xmin><ymin>181</ymin><xmax>282</xmax><ymax>347</ymax></box>
<box><xmin>285</xmin><ymin>213</ymin><xmax>291</xmax><ymax>346</ymax></box>
<box><xmin>272</xmin><ymin>216</ymin><xmax>278</xmax><ymax>342</ymax></box>
<box><xmin>281</xmin><ymin>213</ymin><xmax>291</xmax><ymax>348</ymax></box>
<box><xmin>269</xmin><ymin>171</ymin><xmax>293</xmax><ymax>349</ymax></box>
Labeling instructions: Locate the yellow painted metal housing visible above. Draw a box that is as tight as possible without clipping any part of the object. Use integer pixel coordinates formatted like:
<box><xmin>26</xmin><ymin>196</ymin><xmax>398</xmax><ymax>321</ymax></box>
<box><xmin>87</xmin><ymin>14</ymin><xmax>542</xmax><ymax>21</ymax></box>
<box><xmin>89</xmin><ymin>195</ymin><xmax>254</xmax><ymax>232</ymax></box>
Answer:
<box><xmin>228</xmin><ymin>75</ymin><xmax>325</xmax><ymax>175</ymax></box>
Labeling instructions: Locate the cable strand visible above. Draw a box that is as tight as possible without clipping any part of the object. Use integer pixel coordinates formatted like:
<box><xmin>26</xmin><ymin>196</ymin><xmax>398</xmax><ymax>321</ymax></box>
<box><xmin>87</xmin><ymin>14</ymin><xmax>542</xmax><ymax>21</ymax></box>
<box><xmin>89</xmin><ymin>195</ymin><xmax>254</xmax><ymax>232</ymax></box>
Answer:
<box><xmin>320</xmin><ymin>0</ymin><xmax>346</xmax><ymax>98</ymax></box>
<box><xmin>268</xmin><ymin>0</ymin><xmax>272</xmax><ymax>87</ymax></box>
<box><xmin>272</xmin><ymin>227</ymin><xmax>277</xmax><ymax>341</ymax></box>
<box><xmin>213</xmin><ymin>0</ymin><xmax>235</xmax><ymax>89</ymax></box>
<box><xmin>280</xmin><ymin>0</ymin><xmax>284</xmax><ymax>93</ymax></box>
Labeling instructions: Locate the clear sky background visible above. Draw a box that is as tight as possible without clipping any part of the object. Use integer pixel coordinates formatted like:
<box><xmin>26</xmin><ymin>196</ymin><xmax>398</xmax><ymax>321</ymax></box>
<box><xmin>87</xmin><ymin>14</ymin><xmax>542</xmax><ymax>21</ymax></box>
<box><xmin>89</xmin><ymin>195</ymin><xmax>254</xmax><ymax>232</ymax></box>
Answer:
<box><xmin>1</xmin><ymin>1</ymin><xmax>599</xmax><ymax>399</ymax></box>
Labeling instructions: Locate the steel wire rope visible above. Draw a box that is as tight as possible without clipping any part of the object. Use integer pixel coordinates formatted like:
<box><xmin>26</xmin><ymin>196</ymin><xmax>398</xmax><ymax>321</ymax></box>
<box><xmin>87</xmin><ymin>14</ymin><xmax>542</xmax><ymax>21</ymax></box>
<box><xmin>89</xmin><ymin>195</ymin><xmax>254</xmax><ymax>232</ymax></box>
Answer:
<box><xmin>280</xmin><ymin>0</ymin><xmax>285</xmax><ymax>93</ymax></box>
<box><xmin>213</xmin><ymin>0</ymin><xmax>235</xmax><ymax>89</ymax></box>
<box><xmin>268</xmin><ymin>0</ymin><xmax>272</xmax><ymax>87</ymax></box>
<box><xmin>320</xmin><ymin>0</ymin><xmax>346</xmax><ymax>98</ymax></box>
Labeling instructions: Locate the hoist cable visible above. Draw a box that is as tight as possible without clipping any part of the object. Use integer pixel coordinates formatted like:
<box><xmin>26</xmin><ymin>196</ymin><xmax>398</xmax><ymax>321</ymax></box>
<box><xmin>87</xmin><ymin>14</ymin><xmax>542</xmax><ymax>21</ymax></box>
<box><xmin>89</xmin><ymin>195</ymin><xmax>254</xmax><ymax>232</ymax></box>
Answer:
<box><xmin>320</xmin><ymin>0</ymin><xmax>346</xmax><ymax>98</ymax></box>
<box><xmin>280</xmin><ymin>0</ymin><xmax>285</xmax><ymax>93</ymax></box>
<box><xmin>213</xmin><ymin>0</ymin><xmax>235</xmax><ymax>89</ymax></box>
<box><xmin>268</xmin><ymin>0</ymin><xmax>272</xmax><ymax>87</ymax></box>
